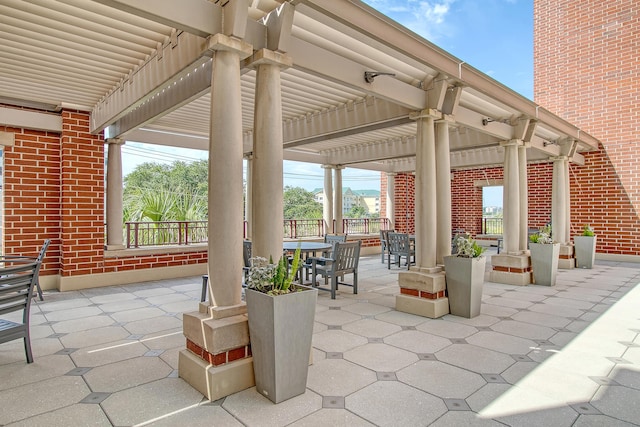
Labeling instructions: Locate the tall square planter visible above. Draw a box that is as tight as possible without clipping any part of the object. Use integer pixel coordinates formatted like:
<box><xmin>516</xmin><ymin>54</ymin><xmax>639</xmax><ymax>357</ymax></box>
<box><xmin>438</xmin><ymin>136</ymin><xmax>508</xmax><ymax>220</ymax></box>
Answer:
<box><xmin>574</xmin><ymin>235</ymin><xmax>596</xmax><ymax>269</ymax></box>
<box><xmin>529</xmin><ymin>243</ymin><xmax>560</xmax><ymax>286</ymax></box>
<box><xmin>245</xmin><ymin>285</ymin><xmax>317</xmax><ymax>404</ymax></box>
<box><xmin>443</xmin><ymin>255</ymin><xmax>486</xmax><ymax>318</ymax></box>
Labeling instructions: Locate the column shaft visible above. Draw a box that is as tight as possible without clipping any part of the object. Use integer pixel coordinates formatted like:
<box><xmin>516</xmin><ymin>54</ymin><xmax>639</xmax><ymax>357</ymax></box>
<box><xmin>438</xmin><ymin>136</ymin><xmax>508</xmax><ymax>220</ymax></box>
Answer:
<box><xmin>503</xmin><ymin>141</ymin><xmax>521</xmax><ymax>253</ymax></box>
<box><xmin>244</xmin><ymin>157</ymin><xmax>252</xmax><ymax>240</ymax></box>
<box><xmin>518</xmin><ymin>144</ymin><xmax>529</xmax><ymax>251</ymax></box>
<box><xmin>386</xmin><ymin>173</ymin><xmax>395</xmax><ymax>229</ymax></box>
<box><xmin>415</xmin><ymin>115</ymin><xmax>437</xmax><ymax>268</ymax></box>
<box><xmin>435</xmin><ymin>121</ymin><xmax>452</xmax><ymax>264</ymax></box>
<box><xmin>106</xmin><ymin>139</ymin><xmax>124</xmax><ymax>249</ymax></box>
<box><xmin>334</xmin><ymin>168</ymin><xmax>343</xmax><ymax>234</ymax></box>
<box><xmin>208</xmin><ymin>49</ymin><xmax>244</xmax><ymax>307</ymax></box>
<box><xmin>552</xmin><ymin>157</ymin><xmax>568</xmax><ymax>244</ymax></box>
<box><xmin>252</xmin><ymin>63</ymin><xmax>284</xmax><ymax>261</ymax></box>
<box><xmin>323</xmin><ymin>166</ymin><xmax>334</xmax><ymax>234</ymax></box>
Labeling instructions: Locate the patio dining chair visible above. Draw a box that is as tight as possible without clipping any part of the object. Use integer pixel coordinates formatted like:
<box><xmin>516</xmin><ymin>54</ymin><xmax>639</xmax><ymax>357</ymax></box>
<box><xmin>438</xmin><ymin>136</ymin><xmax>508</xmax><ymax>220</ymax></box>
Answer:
<box><xmin>380</xmin><ymin>229</ymin><xmax>394</xmax><ymax>264</ymax></box>
<box><xmin>0</xmin><ymin>239</ymin><xmax>50</xmax><ymax>301</ymax></box>
<box><xmin>0</xmin><ymin>259</ymin><xmax>42</xmax><ymax>363</ymax></box>
<box><xmin>387</xmin><ymin>232</ymin><xmax>415</xmax><ymax>270</ymax></box>
<box><xmin>306</xmin><ymin>240</ymin><xmax>361</xmax><ymax>299</ymax></box>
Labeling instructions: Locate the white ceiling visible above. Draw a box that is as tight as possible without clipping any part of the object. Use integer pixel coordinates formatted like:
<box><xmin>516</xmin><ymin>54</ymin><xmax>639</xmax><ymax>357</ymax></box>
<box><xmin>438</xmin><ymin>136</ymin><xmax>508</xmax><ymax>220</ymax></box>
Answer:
<box><xmin>0</xmin><ymin>0</ymin><xmax>599</xmax><ymax>173</ymax></box>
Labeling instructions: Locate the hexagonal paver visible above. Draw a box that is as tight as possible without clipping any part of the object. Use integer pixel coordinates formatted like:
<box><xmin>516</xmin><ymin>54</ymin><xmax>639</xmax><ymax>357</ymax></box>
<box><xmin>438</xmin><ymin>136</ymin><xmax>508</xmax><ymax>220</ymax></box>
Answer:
<box><xmin>341</xmin><ymin>302</ymin><xmax>391</xmax><ymax>316</ymax></box>
<box><xmin>314</xmin><ymin>309</ymin><xmax>361</xmax><ymax>326</ymax></box>
<box><xmin>397</xmin><ymin>360</ymin><xmax>486</xmax><ymax>398</ymax></box>
<box><xmin>501</xmin><ymin>361</ymin><xmax>539</xmax><ymax>384</ymax></box>
<box><xmin>347</xmin><ymin>381</ymin><xmax>447</xmax><ymax>426</ymax></box>
<box><xmin>344</xmin><ymin>343</ymin><xmax>417</xmax><ymax>372</ymax></box>
<box><xmin>511</xmin><ymin>311</ymin><xmax>572</xmax><ymax>329</ymax></box>
<box><xmin>467</xmin><ymin>331</ymin><xmax>537</xmax><ymax>355</ymax></box>
<box><xmin>60</xmin><ymin>326</ymin><xmax>131</xmax><ymax>349</ymax></box>
<box><xmin>437</xmin><ymin>344</ymin><xmax>515</xmax><ymax>374</ymax></box>
<box><xmin>466</xmin><ymin>383</ymin><xmax>512</xmax><ymax>413</ymax></box>
<box><xmin>306</xmin><ymin>358</ymin><xmax>376</xmax><ymax>396</ymax></box>
<box><xmin>384</xmin><ymin>330</ymin><xmax>451</xmax><ymax>354</ymax></box>
<box><xmin>445</xmin><ymin>313</ymin><xmax>501</xmax><ymax>328</ymax></box>
<box><xmin>342</xmin><ymin>318</ymin><xmax>402</xmax><ymax>339</ymax></box>
<box><xmin>83</xmin><ymin>356</ymin><xmax>173</xmax><ymax>392</ymax></box>
<box><xmin>222</xmin><ymin>387</ymin><xmax>322</xmax><ymax>426</ymax></box>
<box><xmin>313</xmin><ymin>329</ymin><xmax>368</xmax><ymax>353</ymax></box>
<box><xmin>374</xmin><ymin>310</ymin><xmax>427</xmax><ymax>326</ymax></box>
<box><xmin>430</xmin><ymin>411</ymin><xmax>505</xmax><ymax>426</ymax></box>
<box><xmin>417</xmin><ymin>318</ymin><xmax>478</xmax><ymax>339</ymax></box>
<box><xmin>491</xmin><ymin>320</ymin><xmax>557</xmax><ymax>341</ymax></box>
<box><xmin>289</xmin><ymin>408</ymin><xmax>375</xmax><ymax>426</ymax></box>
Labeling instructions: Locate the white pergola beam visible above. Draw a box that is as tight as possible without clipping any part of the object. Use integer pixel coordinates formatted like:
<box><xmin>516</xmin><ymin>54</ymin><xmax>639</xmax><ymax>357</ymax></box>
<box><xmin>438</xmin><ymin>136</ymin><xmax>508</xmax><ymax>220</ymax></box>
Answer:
<box><xmin>89</xmin><ymin>0</ymin><xmax>224</xmax><ymax>38</ymax></box>
<box><xmin>288</xmin><ymin>37</ymin><xmax>426</xmax><ymax>110</ymax></box>
<box><xmin>0</xmin><ymin>106</ymin><xmax>62</xmax><ymax>132</ymax></box>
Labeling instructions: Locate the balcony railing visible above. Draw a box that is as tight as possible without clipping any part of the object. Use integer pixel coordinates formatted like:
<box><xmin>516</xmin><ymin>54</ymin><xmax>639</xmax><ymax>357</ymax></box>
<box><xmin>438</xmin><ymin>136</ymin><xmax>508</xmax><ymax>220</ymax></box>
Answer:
<box><xmin>125</xmin><ymin>218</ymin><xmax>392</xmax><ymax>248</ymax></box>
<box><xmin>126</xmin><ymin>221</ymin><xmax>208</xmax><ymax>248</ymax></box>
<box><xmin>481</xmin><ymin>217</ymin><xmax>503</xmax><ymax>235</ymax></box>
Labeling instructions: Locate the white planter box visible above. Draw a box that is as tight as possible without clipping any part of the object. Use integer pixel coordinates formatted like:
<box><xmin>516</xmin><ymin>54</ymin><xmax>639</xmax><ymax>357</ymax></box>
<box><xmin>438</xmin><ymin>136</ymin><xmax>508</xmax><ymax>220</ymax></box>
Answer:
<box><xmin>529</xmin><ymin>243</ymin><xmax>560</xmax><ymax>286</ymax></box>
<box><xmin>443</xmin><ymin>255</ymin><xmax>486</xmax><ymax>318</ymax></box>
<box><xmin>245</xmin><ymin>286</ymin><xmax>317</xmax><ymax>404</ymax></box>
<box><xmin>574</xmin><ymin>235</ymin><xmax>596</xmax><ymax>269</ymax></box>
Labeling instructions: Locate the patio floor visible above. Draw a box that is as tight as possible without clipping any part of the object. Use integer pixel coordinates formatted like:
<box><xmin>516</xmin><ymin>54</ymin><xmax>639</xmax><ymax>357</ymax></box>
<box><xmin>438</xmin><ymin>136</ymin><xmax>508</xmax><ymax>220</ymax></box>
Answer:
<box><xmin>1</xmin><ymin>250</ymin><xmax>640</xmax><ymax>426</ymax></box>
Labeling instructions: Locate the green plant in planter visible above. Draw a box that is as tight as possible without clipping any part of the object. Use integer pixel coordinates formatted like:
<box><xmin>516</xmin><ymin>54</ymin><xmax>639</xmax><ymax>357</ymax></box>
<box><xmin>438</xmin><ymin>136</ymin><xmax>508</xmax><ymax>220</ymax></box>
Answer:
<box><xmin>247</xmin><ymin>246</ymin><xmax>302</xmax><ymax>295</ymax></box>
<box><xmin>529</xmin><ymin>225</ymin><xmax>553</xmax><ymax>244</ymax></box>
<box><xmin>581</xmin><ymin>224</ymin><xmax>595</xmax><ymax>237</ymax></box>
<box><xmin>452</xmin><ymin>233</ymin><xmax>486</xmax><ymax>258</ymax></box>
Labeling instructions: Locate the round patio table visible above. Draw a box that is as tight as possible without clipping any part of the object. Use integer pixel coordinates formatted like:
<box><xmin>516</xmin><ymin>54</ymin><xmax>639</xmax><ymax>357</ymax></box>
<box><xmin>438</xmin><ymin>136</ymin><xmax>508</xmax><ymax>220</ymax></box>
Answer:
<box><xmin>283</xmin><ymin>241</ymin><xmax>332</xmax><ymax>257</ymax></box>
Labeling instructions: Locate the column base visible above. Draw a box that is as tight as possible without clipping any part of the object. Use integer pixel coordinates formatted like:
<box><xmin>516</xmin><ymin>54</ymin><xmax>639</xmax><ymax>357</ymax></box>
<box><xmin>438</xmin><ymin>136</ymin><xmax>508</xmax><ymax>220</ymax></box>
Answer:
<box><xmin>490</xmin><ymin>253</ymin><xmax>532</xmax><ymax>286</ymax></box>
<box><xmin>179</xmin><ymin>350</ymin><xmax>254</xmax><ymax>401</ymax></box>
<box><xmin>180</xmin><ymin>308</ymin><xmax>254</xmax><ymax>400</ymax></box>
<box><xmin>395</xmin><ymin>270</ymin><xmax>449</xmax><ymax>318</ymax></box>
<box><xmin>558</xmin><ymin>244</ymin><xmax>576</xmax><ymax>269</ymax></box>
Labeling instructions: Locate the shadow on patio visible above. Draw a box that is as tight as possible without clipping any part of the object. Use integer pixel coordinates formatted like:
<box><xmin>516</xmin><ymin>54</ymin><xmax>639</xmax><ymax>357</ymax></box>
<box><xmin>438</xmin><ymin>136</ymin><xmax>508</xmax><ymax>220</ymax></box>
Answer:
<box><xmin>1</xmin><ymin>250</ymin><xmax>639</xmax><ymax>426</ymax></box>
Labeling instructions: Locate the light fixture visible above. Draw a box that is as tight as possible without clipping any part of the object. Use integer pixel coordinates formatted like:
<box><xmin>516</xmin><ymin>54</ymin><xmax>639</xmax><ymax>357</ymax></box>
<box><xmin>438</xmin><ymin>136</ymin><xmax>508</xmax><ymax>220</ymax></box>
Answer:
<box><xmin>482</xmin><ymin>118</ymin><xmax>495</xmax><ymax>126</ymax></box>
<box><xmin>543</xmin><ymin>140</ymin><xmax>558</xmax><ymax>147</ymax></box>
<box><xmin>364</xmin><ymin>71</ymin><xmax>396</xmax><ymax>83</ymax></box>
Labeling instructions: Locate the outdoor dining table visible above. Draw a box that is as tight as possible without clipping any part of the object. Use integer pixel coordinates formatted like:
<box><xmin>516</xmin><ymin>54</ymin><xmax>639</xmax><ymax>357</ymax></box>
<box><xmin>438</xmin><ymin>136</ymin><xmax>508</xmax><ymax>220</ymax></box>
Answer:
<box><xmin>283</xmin><ymin>241</ymin><xmax>332</xmax><ymax>258</ymax></box>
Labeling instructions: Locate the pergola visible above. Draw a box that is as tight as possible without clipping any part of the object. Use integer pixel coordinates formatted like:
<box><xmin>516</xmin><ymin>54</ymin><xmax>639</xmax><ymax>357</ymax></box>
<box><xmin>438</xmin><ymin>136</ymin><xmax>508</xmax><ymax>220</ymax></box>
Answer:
<box><xmin>0</xmin><ymin>0</ymin><xmax>600</xmax><ymax>399</ymax></box>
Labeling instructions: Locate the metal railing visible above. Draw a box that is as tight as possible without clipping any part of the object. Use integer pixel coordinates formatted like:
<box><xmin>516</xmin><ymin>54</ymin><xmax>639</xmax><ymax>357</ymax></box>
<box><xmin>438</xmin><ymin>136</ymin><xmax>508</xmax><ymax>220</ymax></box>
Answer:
<box><xmin>125</xmin><ymin>218</ymin><xmax>393</xmax><ymax>248</ymax></box>
<box><xmin>126</xmin><ymin>221</ymin><xmax>208</xmax><ymax>248</ymax></box>
<box><xmin>481</xmin><ymin>217</ymin><xmax>503</xmax><ymax>235</ymax></box>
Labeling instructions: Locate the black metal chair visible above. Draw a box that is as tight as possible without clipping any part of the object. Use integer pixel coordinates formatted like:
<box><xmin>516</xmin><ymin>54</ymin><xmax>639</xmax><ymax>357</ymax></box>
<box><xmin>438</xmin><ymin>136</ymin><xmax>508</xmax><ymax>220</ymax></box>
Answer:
<box><xmin>0</xmin><ymin>259</ymin><xmax>42</xmax><ymax>363</ymax></box>
<box><xmin>387</xmin><ymin>232</ymin><xmax>415</xmax><ymax>270</ymax></box>
<box><xmin>0</xmin><ymin>239</ymin><xmax>50</xmax><ymax>301</ymax></box>
<box><xmin>306</xmin><ymin>240</ymin><xmax>361</xmax><ymax>299</ymax></box>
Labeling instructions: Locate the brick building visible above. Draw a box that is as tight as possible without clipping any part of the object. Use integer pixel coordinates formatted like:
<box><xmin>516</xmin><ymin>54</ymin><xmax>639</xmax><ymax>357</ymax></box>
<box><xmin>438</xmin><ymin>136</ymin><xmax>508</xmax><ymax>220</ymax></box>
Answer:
<box><xmin>383</xmin><ymin>1</ymin><xmax>639</xmax><ymax>260</ymax></box>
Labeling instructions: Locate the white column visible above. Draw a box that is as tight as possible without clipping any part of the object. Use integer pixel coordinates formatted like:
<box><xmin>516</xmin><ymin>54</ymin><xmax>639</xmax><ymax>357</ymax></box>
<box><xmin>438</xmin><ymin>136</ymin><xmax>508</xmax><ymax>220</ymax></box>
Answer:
<box><xmin>207</xmin><ymin>36</ymin><xmax>252</xmax><ymax>307</ymax></box>
<box><xmin>244</xmin><ymin>155</ymin><xmax>252</xmax><ymax>240</ymax></box>
<box><xmin>386</xmin><ymin>173</ymin><xmax>395</xmax><ymax>230</ymax></box>
<box><xmin>564</xmin><ymin>160</ymin><xmax>571</xmax><ymax>242</ymax></box>
<box><xmin>334</xmin><ymin>167</ymin><xmax>344</xmax><ymax>234</ymax></box>
<box><xmin>518</xmin><ymin>144</ymin><xmax>529</xmax><ymax>251</ymax></box>
<box><xmin>552</xmin><ymin>156</ymin><xmax>569</xmax><ymax>244</ymax></box>
<box><xmin>105</xmin><ymin>138</ymin><xmax>124</xmax><ymax>249</ymax></box>
<box><xmin>322</xmin><ymin>166</ymin><xmax>334</xmax><ymax>234</ymax></box>
<box><xmin>502</xmin><ymin>140</ymin><xmax>521</xmax><ymax>253</ymax></box>
<box><xmin>250</xmin><ymin>51</ymin><xmax>291</xmax><ymax>261</ymax></box>
<box><xmin>435</xmin><ymin>120</ymin><xmax>452</xmax><ymax>264</ymax></box>
<box><xmin>414</xmin><ymin>113</ymin><xmax>437</xmax><ymax>268</ymax></box>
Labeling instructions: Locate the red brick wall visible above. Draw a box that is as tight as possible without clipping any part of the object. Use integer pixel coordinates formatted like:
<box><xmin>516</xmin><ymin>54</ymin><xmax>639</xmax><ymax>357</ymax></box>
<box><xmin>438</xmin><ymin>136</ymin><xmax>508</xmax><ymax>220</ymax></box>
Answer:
<box><xmin>535</xmin><ymin>0</ymin><xmax>640</xmax><ymax>255</ymax></box>
<box><xmin>2</xmin><ymin>109</ymin><xmax>207</xmax><ymax>283</ymax></box>
<box><xmin>380</xmin><ymin>164</ymin><xmax>554</xmax><ymax>240</ymax></box>
<box><xmin>391</xmin><ymin>173</ymin><xmax>415</xmax><ymax>234</ymax></box>
<box><xmin>2</xmin><ymin>125</ymin><xmax>62</xmax><ymax>277</ymax></box>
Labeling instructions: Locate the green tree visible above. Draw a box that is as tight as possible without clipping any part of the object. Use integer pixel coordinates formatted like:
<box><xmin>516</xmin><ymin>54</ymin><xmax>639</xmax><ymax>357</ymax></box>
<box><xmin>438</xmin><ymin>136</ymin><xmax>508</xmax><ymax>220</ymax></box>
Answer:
<box><xmin>283</xmin><ymin>186</ymin><xmax>322</xmax><ymax>219</ymax></box>
<box><xmin>347</xmin><ymin>205</ymin><xmax>368</xmax><ymax>218</ymax></box>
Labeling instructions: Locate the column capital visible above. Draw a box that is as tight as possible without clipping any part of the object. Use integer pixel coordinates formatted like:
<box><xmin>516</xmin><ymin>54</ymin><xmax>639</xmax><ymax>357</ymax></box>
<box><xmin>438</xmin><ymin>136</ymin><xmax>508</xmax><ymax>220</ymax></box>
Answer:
<box><xmin>334</xmin><ymin>165</ymin><xmax>346</xmax><ymax>170</ymax></box>
<box><xmin>321</xmin><ymin>164</ymin><xmax>335</xmax><ymax>170</ymax></box>
<box><xmin>206</xmin><ymin>33</ymin><xmax>253</xmax><ymax>59</ymax></box>
<box><xmin>385</xmin><ymin>172</ymin><xmax>397</xmax><ymax>177</ymax></box>
<box><xmin>410</xmin><ymin>109</ymin><xmax>441</xmax><ymax>120</ymax></box>
<box><xmin>243</xmin><ymin>153</ymin><xmax>253</xmax><ymax>160</ymax></box>
<box><xmin>105</xmin><ymin>138</ymin><xmax>124</xmax><ymax>145</ymax></box>
<box><xmin>550</xmin><ymin>155</ymin><xmax>569</xmax><ymax>162</ymax></box>
<box><xmin>245</xmin><ymin>48</ymin><xmax>292</xmax><ymax>69</ymax></box>
<box><xmin>500</xmin><ymin>139</ymin><xmax>523</xmax><ymax>147</ymax></box>
<box><xmin>435</xmin><ymin>113</ymin><xmax>455</xmax><ymax>123</ymax></box>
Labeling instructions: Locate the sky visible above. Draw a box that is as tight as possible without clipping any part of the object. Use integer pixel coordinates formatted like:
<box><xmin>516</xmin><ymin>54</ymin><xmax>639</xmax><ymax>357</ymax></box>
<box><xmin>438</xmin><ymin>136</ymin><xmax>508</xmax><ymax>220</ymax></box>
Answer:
<box><xmin>122</xmin><ymin>0</ymin><xmax>532</xmax><ymax>206</ymax></box>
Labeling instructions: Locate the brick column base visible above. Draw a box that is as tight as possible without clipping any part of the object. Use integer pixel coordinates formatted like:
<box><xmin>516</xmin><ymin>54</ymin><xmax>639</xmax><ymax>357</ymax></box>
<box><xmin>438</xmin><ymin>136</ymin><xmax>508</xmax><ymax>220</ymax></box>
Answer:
<box><xmin>395</xmin><ymin>270</ymin><xmax>449</xmax><ymax>318</ymax></box>
<box><xmin>490</xmin><ymin>253</ymin><xmax>532</xmax><ymax>286</ymax></box>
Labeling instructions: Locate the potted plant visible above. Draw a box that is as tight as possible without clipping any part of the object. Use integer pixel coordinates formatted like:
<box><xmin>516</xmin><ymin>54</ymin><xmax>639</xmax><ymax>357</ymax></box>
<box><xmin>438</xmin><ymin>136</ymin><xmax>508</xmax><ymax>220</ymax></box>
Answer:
<box><xmin>574</xmin><ymin>224</ymin><xmax>596</xmax><ymax>269</ymax></box>
<box><xmin>245</xmin><ymin>247</ymin><xmax>318</xmax><ymax>404</ymax></box>
<box><xmin>529</xmin><ymin>225</ymin><xmax>560</xmax><ymax>286</ymax></box>
<box><xmin>443</xmin><ymin>233</ymin><xmax>486</xmax><ymax>318</ymax></box>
